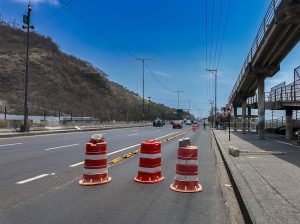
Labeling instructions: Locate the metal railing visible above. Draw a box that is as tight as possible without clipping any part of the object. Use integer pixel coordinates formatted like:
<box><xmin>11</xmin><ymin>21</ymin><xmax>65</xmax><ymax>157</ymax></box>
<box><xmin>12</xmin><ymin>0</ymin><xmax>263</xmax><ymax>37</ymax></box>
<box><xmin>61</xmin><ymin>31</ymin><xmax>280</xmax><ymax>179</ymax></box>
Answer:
<box><xmin>265</xmin><ymin>110</ymin><xmax>300</xmax><ymax>129</ymax></box>
<box><xmin>229</xmin><ymin>0</ymin><xmax>288</xmax><ymax>102</ymax></box>
<box><xmin>247</xmin><ymin>83</ymin><xmax>300</xmax><ymax>104</ymax></box>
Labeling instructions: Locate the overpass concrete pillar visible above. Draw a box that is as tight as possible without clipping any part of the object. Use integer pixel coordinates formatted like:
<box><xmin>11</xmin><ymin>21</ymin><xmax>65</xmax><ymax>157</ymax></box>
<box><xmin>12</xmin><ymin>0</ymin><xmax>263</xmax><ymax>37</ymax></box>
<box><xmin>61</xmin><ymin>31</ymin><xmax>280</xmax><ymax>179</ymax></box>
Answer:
<box><xmin>248</xmin><ymin>106</ymin><xmax>251</xmax><ymax>133</ymax></box>
<box><xmin>242</xmin><ymin>98</ymin><xmax>247</xmax><ymax>134</ymax></box>
<box><xmin>257</xmin><ymin>76</ymin><xmax>265</xmax><ymax>140</ymax></box>
<box><xmin>233</xmin><ymin>107</ymin><xmax>237</xmax><ymax>132</ymax></box>
<box><xmin>285</xmin><ymin>109</ymin><xmax>293</xmax><ymax>140</ymax></box>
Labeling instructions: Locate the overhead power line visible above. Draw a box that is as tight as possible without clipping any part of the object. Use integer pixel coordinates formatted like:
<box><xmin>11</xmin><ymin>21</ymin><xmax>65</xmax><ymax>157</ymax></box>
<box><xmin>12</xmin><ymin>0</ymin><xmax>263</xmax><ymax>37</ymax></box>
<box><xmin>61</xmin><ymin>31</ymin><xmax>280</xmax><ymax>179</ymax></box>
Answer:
<box><xmin>67</xmin><ymin>7</ymin><xmax>138</xmax><ymax>59</ymax></box>
<box><xmin>209</xmin><ymin>0</ymin><xmax>215</xmax><ymax>70</ymax></box>
<box><xmin>145</xmin><ymin>64</ymin><xmax>173</xmax><ymax>93</ymax></box>
<box><xmin>213</xmin><ymin>0</ymin><xmax>223</xmax><ymax>68</ymax></box>
<box><xmin>217</xmin><ymin>0</ymin><xmax>231</xmax><ymax>69</ymax></box>
<box><xmin>37</xmin><ymin>0</ymin><xmax>76</xmax><ymax>24</ymax></box>
<box><xmin>36</xmin><ymin>1</ymin><xmax>178</xmax><ymax>96</ymax></box>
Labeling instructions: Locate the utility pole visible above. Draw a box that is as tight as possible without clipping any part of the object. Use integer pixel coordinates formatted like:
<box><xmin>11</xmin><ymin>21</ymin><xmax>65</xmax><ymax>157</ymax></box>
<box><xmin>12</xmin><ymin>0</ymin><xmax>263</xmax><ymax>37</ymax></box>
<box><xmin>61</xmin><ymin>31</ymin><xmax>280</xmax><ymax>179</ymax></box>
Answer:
<box><xmin>207</xmin><ymin>69</ymin><xmax>217</xmax><ymax>129</ymax></box>
<box><xmin>175</xmin><ymin>91</ymin><xmax>184</xmax><ymax>119</ymax></box>
<box><xmin>187</xmin><ymin>100</ymin><xmax>192</xmax><ymax>117</ymax></box>
<box><xmin>175</xmin><ymin>91</ymin><xmax>184</xmax><ymax>110</ymax></box>
<box><xmin>210</xmin><ymin>100</ymin><xmax>214</xmax><ymax>128</ymax></box>
<box><xmin>21</xmin><ymin>3</ymin><xmax>34</xmax><ymax>132</ymax></box>
<box><xmin>136</xmin><ymin>58</ymin><xmax>154</xmax><ymax>125</ymax></box>
<box><xmin>147</xmin><ymin>96</ymin><xmax>151</xmax><ymax>120</ymax></box>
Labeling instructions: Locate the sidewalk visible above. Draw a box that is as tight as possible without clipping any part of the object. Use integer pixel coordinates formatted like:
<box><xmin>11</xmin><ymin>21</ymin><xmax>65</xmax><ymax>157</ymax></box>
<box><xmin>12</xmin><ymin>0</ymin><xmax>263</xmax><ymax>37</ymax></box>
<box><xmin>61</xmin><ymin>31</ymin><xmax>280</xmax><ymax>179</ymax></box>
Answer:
<box><xmin>0</xmin><ymin>123</ymin><xmax>148</xmax><ymax>138</ymax></box>
<box><xmin>213</xmin><ymin>130</ymin><xmax>300</xmax><ymax>224</ymax></box>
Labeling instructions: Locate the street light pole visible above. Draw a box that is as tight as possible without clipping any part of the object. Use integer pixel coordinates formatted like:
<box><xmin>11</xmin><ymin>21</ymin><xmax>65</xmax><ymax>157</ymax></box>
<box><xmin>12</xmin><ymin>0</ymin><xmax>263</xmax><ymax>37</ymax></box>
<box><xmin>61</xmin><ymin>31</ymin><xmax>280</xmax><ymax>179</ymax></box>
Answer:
<box><xmin>207</xmin><ymin>69</ymin><xmax>217</xmax><ymax>129</ymax></box>
<box><xmin>136</xmin><ymin>58</ymin><xmax>154</xmax><ymax>125</ymax></box>
<box><xmin>21</xmin><ymin>3</ymin><xmax>34</xmax><ymax>132</ymax></box>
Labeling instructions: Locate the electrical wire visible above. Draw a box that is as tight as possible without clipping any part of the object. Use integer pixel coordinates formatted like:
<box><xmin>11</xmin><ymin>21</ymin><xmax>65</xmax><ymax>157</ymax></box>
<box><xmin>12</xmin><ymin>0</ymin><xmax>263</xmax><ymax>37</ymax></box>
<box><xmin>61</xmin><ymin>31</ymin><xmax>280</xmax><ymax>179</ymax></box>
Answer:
<box><xmin>217</xmin><ymin>0</ymin><xmax>231</xmax><ymax>70</ymax></box>
<box><xmin>145</xmin><ymin>64</ymin><xmax>174</xmax><ymax>93</ymax></box>
<box><xmin>209</xmin><ymin>0</ymin><xmax>215</xmax><ymax>70</ymax></box>
<box><xmin>35</xmin><ymin>0</ymin><xmax>190</xmax><ymax>101</ymax></box>
<box><xmin>213</xmin><ymin>0</ymin><xmax>223</xmax><ymax>68</ymax></box>
<box><xmin>66</xmin><ymin>7</ymin><xmax>138</xmax><ymax>59</ymax></box>
<box><xmin>37</xmin><ymin>0</ymin><xmax>76</xmax><ymax>24</ymax></box>
<box><xmin>205</xmin><ymin>0</ymin><xmax>209</xmax><ymax>100</ymax></box>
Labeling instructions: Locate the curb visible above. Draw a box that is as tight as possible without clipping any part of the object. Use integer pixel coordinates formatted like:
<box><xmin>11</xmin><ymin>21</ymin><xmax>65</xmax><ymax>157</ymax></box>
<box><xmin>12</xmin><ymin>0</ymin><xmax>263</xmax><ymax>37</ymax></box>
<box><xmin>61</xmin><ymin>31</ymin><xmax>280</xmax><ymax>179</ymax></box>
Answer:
<box><xmin>0</xmin><ymin>124</ymin><xmax>148</xmax><ymax>138</ymax></box>
<box><xmin>212</xmin><ymin>130</ymin><xmax>269</xmax><ymax>224</ymax></box>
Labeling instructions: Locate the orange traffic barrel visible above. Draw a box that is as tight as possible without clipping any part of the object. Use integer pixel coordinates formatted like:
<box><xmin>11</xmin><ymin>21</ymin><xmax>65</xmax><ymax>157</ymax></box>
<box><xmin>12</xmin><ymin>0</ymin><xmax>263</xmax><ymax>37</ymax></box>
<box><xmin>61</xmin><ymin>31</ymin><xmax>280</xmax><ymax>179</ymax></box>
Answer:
<box><xmin>170</xmin><ymin>144</ymin><xmax>202</xmax><ymax>192</ymax></box>
<box><xmin>134</xmin><ymin>140</ymin><xmax>164</xmax><ymax>184</ymax></box>
<box><xmin>79</xmin><ymin>134</ymin><xmax>112</xmax><ymax>186</ymax></box>
<box><xmin>192</xmin><ymin>125</ymin><xmax>197</xmax><ymax>132</ymax></box>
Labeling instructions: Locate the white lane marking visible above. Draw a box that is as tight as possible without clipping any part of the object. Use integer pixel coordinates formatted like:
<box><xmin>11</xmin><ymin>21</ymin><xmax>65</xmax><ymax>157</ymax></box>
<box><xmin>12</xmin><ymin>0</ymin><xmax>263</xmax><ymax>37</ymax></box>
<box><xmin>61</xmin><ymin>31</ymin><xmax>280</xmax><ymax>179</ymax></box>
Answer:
<box><xmin>16</xmin><ymin>173</ymin><xmax>56</xmax><ymax>184</ymax></box>
<box><xmin>0</xmin><ymin>143</ymin><xmax>23</xmax><ymax>147</ymax></box>
<box><xmin>132</xmin><ymin>130</ymin><xmax>137</xmax><ymax>131</ymax></box>
<box><xmin>69</xmin><ymin>161</ymin><xmax>84</xmax><ymax>167</ymax></box>
<box><xmin>69</xmin><ymin>143</ymin><xmax>139</xmax><ymax>168</ymax></box>
<box><xmin>44</xmin><ymin>143</ymin><xmax>79</xmax><ymax>151</ymax></box>
<box><xmin>266</xmin><ymin>138</ymin><xmax>300</xmax><ymax>148</ymax></box>
<box><xmin>107</xmin><ymin>144</ymin><xmax>140</xmax><ymax>156</ymax></box>
<box><xmin>128</xmin><ymin>133</ymin><xmax>138</xmax><ymax>136</ymax></box>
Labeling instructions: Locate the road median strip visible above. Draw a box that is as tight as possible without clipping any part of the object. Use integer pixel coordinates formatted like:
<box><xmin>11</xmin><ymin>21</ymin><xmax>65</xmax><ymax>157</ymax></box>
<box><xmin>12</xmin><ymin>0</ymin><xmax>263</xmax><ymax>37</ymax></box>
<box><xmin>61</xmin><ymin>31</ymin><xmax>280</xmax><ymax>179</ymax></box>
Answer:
<box><xmin>108</xmin><ymin>129</ymin><xmax>188</xmax><ymax>166</ymax></box>
<box><xmin>67</xmin><ymin>129</ymin><xmax>189</xmax><ymax>167</ymax></box>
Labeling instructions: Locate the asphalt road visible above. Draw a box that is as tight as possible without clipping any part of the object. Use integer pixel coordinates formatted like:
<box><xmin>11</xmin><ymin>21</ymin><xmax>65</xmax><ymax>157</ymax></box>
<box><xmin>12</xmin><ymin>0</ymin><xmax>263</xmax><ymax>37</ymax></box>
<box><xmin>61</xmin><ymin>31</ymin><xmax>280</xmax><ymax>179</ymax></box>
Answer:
<box><xmin>0</xmin><ymin>125</ymin><xmax>231</xmax><ymax>224</ymax></box>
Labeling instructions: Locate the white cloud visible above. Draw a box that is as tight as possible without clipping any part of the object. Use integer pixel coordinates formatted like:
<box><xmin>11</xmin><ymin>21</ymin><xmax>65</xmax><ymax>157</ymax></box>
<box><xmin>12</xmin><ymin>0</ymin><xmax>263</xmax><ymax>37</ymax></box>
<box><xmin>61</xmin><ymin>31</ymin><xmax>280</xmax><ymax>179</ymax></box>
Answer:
<box><xmin>14</xmin><ymin>0</ymin><xmax>59</xmax><ymax>6</ymax></box>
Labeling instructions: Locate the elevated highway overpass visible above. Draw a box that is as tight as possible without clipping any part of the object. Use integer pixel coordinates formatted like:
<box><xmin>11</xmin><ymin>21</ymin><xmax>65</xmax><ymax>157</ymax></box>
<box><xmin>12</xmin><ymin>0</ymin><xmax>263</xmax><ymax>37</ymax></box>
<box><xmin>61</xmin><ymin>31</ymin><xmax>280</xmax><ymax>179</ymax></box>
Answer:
<box><xmin>229</xmin><ymin>0</ymin><xmax>300</xmax><ymax>139</ymax></box>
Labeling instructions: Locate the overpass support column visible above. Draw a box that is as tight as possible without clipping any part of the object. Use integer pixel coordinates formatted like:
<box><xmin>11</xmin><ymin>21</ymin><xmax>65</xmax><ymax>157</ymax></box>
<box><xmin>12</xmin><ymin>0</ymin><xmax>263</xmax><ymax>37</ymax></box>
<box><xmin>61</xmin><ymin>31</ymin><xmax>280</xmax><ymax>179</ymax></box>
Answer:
<box><xmin>248</xmin><ymin>106</ymin><xmax>251</xmax><ymax>133</ymax></box>
<box><xmin>286</xmin><ymin>109</ymin><xmax>293</xmax><ymax>140</ymax></box>
<box><xmin>242</xmin><ymin>98</ymin><xmax>247</xmax><ymax>134</ymax></box>
<box><xmin>257</xmin><ymin>76</ymin><xmax>265</xmax><ymax>139</ymax></box>
<box><xmin>233</xmin><ymin>107</ymin><xmax>237</xmax><ymax>132</ymax></box>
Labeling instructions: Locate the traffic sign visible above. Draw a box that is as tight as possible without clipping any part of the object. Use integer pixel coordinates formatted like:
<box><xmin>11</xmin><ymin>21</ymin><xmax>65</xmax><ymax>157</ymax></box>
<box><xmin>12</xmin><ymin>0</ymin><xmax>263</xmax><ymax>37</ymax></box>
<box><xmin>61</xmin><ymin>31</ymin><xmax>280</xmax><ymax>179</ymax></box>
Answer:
<box><xmin>226</xmin><ymin>103</ymin><xmax>233</xmax><ymax>114</ymax></box>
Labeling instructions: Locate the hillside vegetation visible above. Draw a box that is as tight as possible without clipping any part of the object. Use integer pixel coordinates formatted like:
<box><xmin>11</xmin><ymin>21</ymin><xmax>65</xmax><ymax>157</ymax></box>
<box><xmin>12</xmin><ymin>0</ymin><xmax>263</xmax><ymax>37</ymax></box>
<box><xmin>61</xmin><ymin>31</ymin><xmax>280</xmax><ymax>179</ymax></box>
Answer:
<box><xmin>0</xmin><ymin>22</ymin><xmax>181</xmax><ymax>121</ymax></box>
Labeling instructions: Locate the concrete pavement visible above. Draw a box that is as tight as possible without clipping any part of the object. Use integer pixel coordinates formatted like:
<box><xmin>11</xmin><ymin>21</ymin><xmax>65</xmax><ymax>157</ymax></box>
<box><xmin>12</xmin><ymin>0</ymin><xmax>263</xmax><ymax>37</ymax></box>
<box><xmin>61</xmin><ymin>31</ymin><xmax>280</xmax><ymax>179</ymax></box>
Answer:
<box><xmin>213</xmin><ymin>130</ymin><xmax>300</xmax><ymax>224</ymax></box>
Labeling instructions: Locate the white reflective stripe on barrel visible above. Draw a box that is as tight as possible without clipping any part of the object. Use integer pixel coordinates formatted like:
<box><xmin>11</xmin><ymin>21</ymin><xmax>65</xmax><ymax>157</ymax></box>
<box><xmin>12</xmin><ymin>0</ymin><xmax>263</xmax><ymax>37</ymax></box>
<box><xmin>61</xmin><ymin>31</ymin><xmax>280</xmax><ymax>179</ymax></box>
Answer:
<box><xmin>83</xmin><ymin>167</ymin><xmax>108</xmax><ymax>175</ymax></box>
<box><xmin>178</xmin><ymin>159</ymin><xmax>198</xmax><ymax>165</ymax></box>
<box><xmin>139</xmin><ymin>153</ymin><xmax>161</xmax><ymax>159</ymax></box>
<box><xmin>84</xmin><ymin>154</ymin><xmax>107</xmax><ymax>160</ymax></box>
<box><xmin>174</xmin><ymin>174</ymin><xmax>198</xmax><ymax>181</ymax></box>
<box><xmin>138</xmin><ymin>166</ymin><xmax>162</xmax><ymax>172</ymax></box>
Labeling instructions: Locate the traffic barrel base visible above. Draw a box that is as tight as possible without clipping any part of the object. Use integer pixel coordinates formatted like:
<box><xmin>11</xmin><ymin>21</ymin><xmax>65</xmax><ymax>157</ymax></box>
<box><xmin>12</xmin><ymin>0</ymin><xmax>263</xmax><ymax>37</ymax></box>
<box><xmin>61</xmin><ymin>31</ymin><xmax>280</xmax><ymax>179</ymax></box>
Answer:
<box><xmin>79</xmin><ymin>173</ymin><xmax>112</xmax><ymax>186</ymax></box>
<box><xmin>134</xmin><ymin>171</ymin><xmax>164</xmax><ymax>184</ymax></box>
<box><xmin>170</xmin><ymin>179</ymin><xmax>202</xmax><ymax>193</ymax></box>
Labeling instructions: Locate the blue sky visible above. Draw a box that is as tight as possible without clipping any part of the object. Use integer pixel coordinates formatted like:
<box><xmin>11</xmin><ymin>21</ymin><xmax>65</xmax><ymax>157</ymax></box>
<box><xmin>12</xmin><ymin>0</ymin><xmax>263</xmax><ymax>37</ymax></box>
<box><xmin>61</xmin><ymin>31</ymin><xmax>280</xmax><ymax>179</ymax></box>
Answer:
<box><xmin>1</xmin><ymin>0</ymin><xmax>299</xmax><ymax>118</ymax></box>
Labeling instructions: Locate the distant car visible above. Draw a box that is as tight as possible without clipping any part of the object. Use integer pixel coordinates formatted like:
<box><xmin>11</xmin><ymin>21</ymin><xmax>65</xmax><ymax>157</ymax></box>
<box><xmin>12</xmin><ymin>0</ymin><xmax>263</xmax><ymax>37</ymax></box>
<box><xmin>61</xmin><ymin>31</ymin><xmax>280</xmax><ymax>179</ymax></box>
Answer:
<box><xmin>153</xmin><ymin>120</ymin><xmax>162</xmax><ymax>127</ymax></box>
<box><xmin>161</xmin><ymin>120</ymin><xmax>165</xmax><ymax>126</ymax></box>
<box><xmin>186</xmin><ymin>120</ymin><xmax>192</xmax><ymax>125</ymax></box>
<box><xmin>173</xmin><ymin>122</ymin><xmax>182</xmax><ymax>129</ymax></box>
